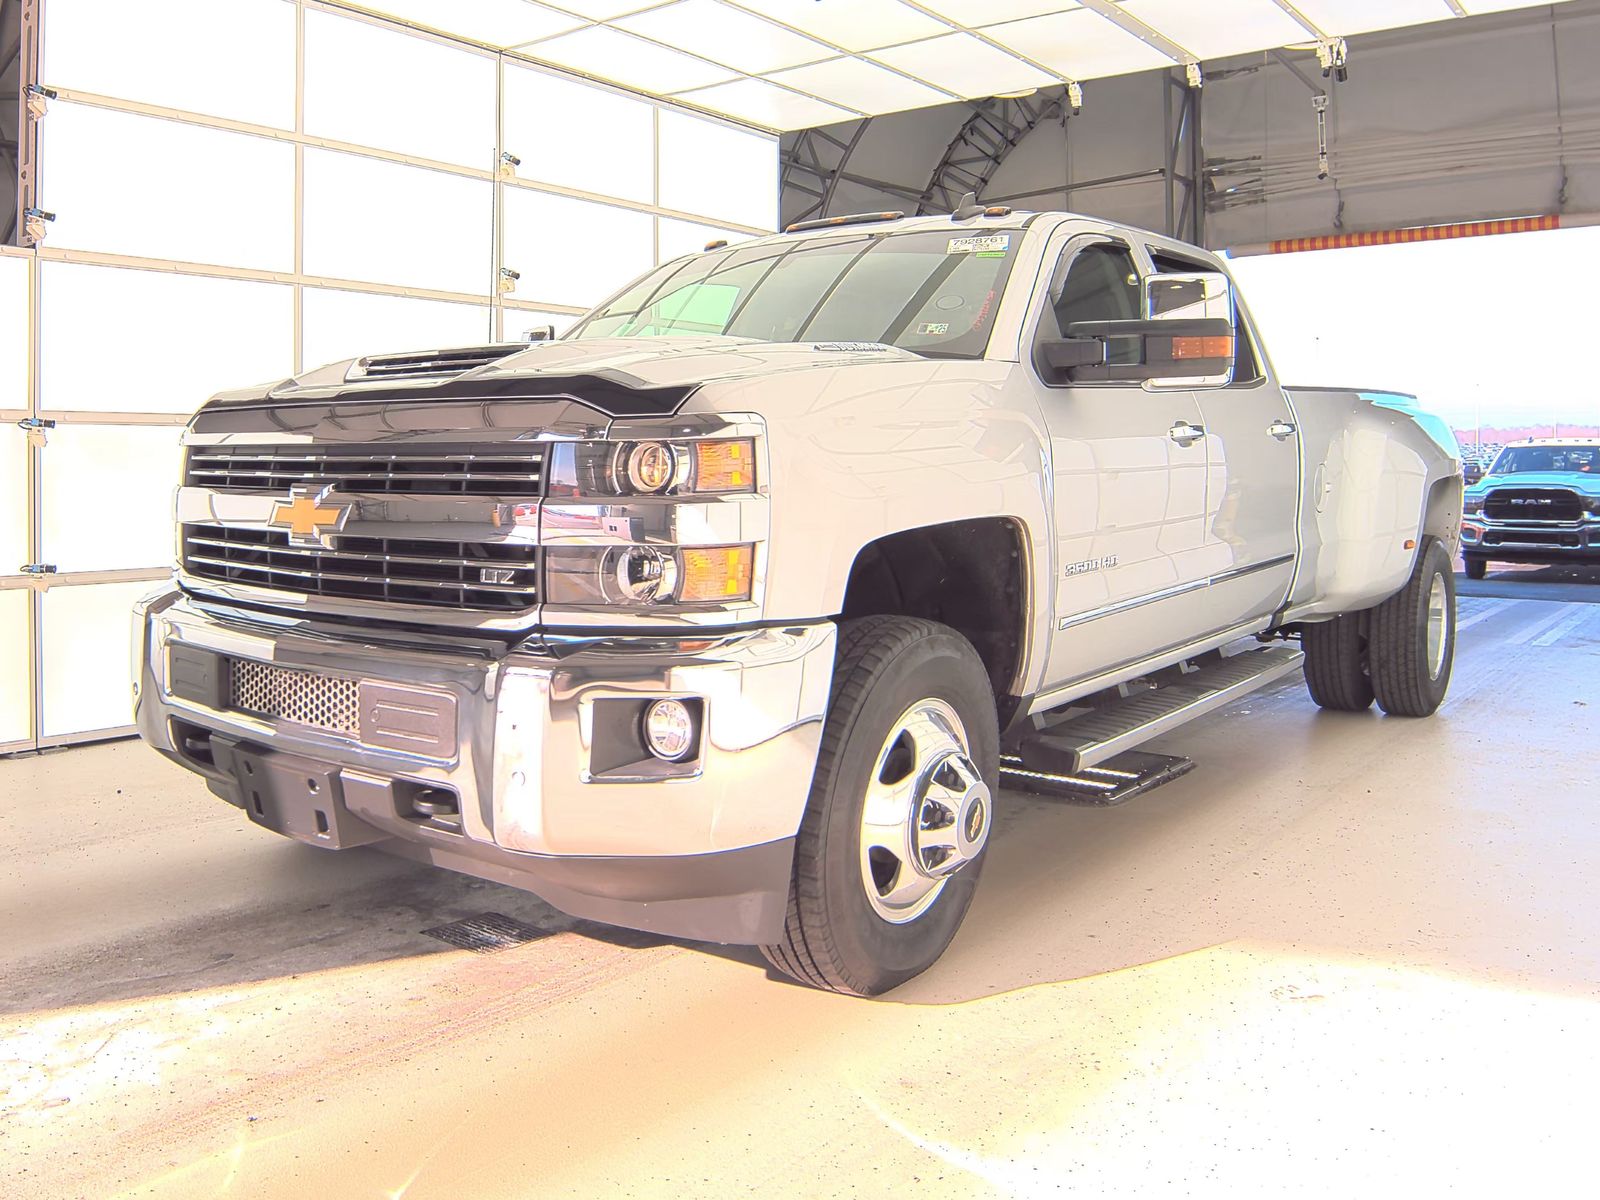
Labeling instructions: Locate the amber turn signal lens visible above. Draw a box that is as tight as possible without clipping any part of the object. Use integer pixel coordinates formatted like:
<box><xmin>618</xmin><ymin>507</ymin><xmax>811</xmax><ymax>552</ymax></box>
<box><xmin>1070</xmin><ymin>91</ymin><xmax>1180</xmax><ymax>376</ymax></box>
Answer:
<box><xmin>1171</xmin><ymin>335</ymin><xmax>1234</xmax><ymax>360</ymax></box>
<box><xmin>678</xmin><ymin>545</ymin><xmax>754</xmax><ymax>603</ymax></box>
<box><xmin>692</xmin><ymin>439</ymin><xmax>755</xmax><ymax>492</ymax></box>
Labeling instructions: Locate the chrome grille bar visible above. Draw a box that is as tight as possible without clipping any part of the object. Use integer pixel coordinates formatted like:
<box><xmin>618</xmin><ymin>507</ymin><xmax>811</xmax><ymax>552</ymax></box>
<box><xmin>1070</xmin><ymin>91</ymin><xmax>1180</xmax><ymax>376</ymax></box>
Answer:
<box><xmin>181</xmin><ymin>524</ymin><xmax>539</xmax><ymax>612</ymax></box>
<box><xmin>186</xmin><ymin>444</ymin><xmax>546</xmax><ymax>498</ymax></box>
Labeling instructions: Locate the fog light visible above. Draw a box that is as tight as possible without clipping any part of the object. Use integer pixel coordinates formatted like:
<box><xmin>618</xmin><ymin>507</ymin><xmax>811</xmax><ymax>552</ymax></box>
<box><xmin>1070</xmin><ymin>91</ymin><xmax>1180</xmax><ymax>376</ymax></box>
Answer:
<box><xmin>643</xmin><ymin>698</ymin><xmax>696</xmax><ymax>761</ymax></box>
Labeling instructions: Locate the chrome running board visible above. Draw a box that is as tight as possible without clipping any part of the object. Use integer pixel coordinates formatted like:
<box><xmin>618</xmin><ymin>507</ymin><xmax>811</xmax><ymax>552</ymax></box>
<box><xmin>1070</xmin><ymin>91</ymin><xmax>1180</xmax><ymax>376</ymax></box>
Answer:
<box><xmin>1015</xmin><ymin>645</ymin><xmax>1304</xmax><ymax>774</ymax></box>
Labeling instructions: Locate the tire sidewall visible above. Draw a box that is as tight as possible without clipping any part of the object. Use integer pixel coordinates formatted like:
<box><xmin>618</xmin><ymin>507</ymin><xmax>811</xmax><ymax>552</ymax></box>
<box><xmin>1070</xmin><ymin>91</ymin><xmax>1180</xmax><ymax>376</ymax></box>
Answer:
<box><xmin>1420</xmin><ymin>540</ymin><xmax>1456</xmax><ymax>699</ymax></box>
<box><xmin>814</xmin><ymin>628</ymin><xmax>999</xmax><ymax>990</ymax></box>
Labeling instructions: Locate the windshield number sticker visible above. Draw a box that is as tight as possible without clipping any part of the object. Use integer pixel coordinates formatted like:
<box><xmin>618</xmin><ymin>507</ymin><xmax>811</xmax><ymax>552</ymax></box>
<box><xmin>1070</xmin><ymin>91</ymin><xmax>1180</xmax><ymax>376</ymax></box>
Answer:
<box><xmin>918</xmin><ymin>322</ymin><xmax>951</xmax><ymax>336</ymax></box>
<box><xmin>947</xmin><ymin>234</ymin><xmax>1010</xmax><ymax>255</ymax></box>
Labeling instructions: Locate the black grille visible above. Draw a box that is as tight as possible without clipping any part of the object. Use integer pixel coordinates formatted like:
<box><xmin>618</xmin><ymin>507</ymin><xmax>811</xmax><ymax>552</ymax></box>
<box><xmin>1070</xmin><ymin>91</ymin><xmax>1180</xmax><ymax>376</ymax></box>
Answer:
<box><xmin>182</xmin><ymin>524</ymin><xmax>539</xmax><ymax>612</ymax></box>
<box><xmin>186</xmin><ymin>444</ymin><xmax>546</xmax><ymax>498</ymax></box>
<box><xmin>1484</xmin><ymin>488</ymin><xmax>1583</xmax><ymax>522</ymax></box>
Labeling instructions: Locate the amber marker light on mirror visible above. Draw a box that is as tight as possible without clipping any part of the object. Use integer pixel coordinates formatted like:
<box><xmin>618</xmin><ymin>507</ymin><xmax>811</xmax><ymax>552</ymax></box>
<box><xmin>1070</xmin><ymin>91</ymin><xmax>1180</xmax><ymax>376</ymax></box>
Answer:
<box><xmin>678</xmin><ymin>545</ymin><xmax>754</xmax><ymax>603</ymax></box>
<box><xmin>692</xmin><ymin>439</ymin><xmax>755</xmax><ymax>492</ymax></box>
<box><xmin>1171</xmin><ymin>335</ymin><xmax>1235</xmax><ymax>360</ymax></box>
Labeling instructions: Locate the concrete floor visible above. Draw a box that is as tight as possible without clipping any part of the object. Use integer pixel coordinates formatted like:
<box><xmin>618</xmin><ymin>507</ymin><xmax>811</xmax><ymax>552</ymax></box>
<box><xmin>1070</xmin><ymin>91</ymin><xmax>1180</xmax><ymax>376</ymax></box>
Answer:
<box><xmin>3</xmin><ymin>589</ymin><xmax>1599</xmax><ymax>1198</ymax></box>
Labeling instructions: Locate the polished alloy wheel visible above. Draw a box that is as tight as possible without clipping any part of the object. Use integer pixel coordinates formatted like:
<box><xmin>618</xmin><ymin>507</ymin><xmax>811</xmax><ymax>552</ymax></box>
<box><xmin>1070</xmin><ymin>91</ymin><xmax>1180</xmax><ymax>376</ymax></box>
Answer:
<box><xmin>859</xmin><ymin>698</ymin><xmax>991</xmax><ymax>924</ymax></box>
<box><xmin>1426</xmin><ymin>572</ymin><xmax>1449</xmax><ymax>679</ymax></box>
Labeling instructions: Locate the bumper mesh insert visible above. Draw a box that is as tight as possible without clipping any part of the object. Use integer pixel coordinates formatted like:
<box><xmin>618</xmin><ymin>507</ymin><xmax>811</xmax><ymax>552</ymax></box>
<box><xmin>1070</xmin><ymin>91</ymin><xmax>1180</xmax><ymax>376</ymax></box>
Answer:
<box><xmin>226</xmin><ymin>657</ymin><xmax>359</xmax><ymax>735</ymax></box>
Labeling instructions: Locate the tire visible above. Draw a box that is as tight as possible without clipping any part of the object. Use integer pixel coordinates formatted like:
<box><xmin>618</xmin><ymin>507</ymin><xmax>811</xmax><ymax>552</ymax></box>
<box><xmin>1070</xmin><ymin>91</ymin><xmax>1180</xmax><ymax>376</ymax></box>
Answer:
<box><xmin>1301</xmin><ymin>612</ymin><xmax>1373</xmax><ymax>711</ymax></box>
<box><xmin>1464</xmin><ymin>556</ymin><xmax>1488</xmax><ymax>581</ymax></box>
<box><xmin>1369</xmin><ymin>536</ymin><xmax>1456</xmax><ymax>717</ymax></box>
<box><xmin>760</xmin><ymin>616</ymin><xmax>999</xmax><ymax>996</ymax></box>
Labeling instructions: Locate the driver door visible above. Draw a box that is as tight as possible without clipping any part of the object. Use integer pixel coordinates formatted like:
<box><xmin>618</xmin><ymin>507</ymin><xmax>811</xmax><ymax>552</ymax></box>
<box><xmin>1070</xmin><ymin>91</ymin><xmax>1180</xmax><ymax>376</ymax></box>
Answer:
<box><xmin>1030</xmin><ymin>234</ymin><xmax>1217</xmax><ymax>688</ymax></box>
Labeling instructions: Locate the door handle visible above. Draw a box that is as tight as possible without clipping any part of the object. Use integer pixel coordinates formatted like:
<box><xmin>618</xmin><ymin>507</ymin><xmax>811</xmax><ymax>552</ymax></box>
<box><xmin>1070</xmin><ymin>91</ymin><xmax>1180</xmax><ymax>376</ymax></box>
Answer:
<box><xmin>1169</xmin><ymin>421</ymin><xmax>1205</xmax><ymax>446</ymax></box>
<box><xmin>1267</xmin><ymin>420</ymin><xmax>1297</xmax><ymax>441</ymax></box>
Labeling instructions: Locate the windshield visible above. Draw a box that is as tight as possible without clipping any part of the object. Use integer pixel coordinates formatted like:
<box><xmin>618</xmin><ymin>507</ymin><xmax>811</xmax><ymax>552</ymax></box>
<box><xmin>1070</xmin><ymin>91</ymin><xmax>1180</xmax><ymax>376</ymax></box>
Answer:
<box><xmin>1488</xmin><ymin>445</ymin><xmax>1599</xmax><ymax>474</ymax></box>
<box><xmin>568</xmin><ymin>228</ymin><xmax>1023</xmax><ymax>359</ymax></box>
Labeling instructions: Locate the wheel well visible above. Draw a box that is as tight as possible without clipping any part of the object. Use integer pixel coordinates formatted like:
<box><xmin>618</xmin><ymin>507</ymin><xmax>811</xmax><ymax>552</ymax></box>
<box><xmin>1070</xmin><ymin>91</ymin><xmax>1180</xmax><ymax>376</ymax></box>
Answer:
<box><xmin>839</xmin><ymin>518</ymin><xmax>1027</xmax><ymax>718</ymax></box>
<box><xmin>1423</xmin><ymin>475</ymin><xmax>1464</xmax><ymax>556</ymax></box>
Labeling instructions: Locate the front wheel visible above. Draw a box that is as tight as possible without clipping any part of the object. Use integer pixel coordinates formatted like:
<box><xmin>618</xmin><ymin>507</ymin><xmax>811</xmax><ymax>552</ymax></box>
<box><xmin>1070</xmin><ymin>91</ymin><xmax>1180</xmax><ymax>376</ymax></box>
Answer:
<box><xmin>1463</xmin><ymin>555</ymin><xmax>1488</xmax><ymax>581</ymax></box>
<box><xmin>1370</xmin><ymin>536</ymin><xmax>1456</xmax><ymax>717</ymax></box>
<box><xmin>760</xmin><ymin>616</ymin><xmax>998</xmax><ymax>996</ymax></box>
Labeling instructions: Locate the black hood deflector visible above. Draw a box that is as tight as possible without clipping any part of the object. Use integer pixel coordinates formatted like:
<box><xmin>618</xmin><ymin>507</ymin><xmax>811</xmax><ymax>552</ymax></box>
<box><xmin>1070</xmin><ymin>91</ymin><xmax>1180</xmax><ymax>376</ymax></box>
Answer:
<box><xmin>208</xmin><ymin>369</ymin><xmax>701</xmax><ymax>419</ymax></box>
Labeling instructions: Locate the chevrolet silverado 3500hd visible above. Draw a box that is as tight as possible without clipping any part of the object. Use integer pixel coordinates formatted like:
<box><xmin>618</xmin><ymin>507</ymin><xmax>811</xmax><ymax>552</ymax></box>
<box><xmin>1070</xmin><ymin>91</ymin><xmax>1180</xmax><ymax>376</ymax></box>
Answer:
<box><xmin>134</xmin><ymin>209</ymin><xmax>1463</xmax><ymax>995</ymax></box>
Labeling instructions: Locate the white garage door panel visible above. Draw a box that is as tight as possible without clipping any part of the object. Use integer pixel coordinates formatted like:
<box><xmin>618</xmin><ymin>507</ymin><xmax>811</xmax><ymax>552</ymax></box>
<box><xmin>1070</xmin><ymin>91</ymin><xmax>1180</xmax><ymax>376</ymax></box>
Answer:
<box><xmin>40</xmin><ymin>264</ymin><xmax>294</xmax><ymax>415</ymax></box>
<box><xmin>40</xmin><ymin>426</ymin><xmax>183</xmax><ymax>573</ymax></box>
<box><xmin>0</xmin><ymin>427</ymin><xmax>28</xmax><ymax>575</ymax></box>
<box><xmin>0</xmin><ymin>592</ymin><xmax>31</xmax><ymax>747</ymax></box>
<box><xmin>302</xmin><ymin>150</ymin><xmax>493</xmax><ymax>295</ymax></box>
<box><xmin>302</xmin><ymin>288</ymin><xmax>491</xmax><ymax>369</ymax></box>
<box><xmin>40</xmin><ymin>580</ymin><xmax>155</xmax><ymax>737</ymax></box>
<box><xmin>304</xmin><ymin>9</ymin><xmax>496</xmax><ymax>169</ymax></box>
<box><xmin>503</xmin><ymin>64</ymin><xmax>655</xmax><ymax>204</ymax></box>
<box><xmin>505</xmin><ymin>309</ymin><xmax>577</xmax><ymax>340</ymax></box>
<box><xmin>502</xmin><ymin>190</ymin><xmax>654</xmax><ymax>307</ymax></box>
<box><xmin>0</xmin><ymin>255</ymin><xmax>27</xmax><ymax>410</ymax></box>
<box><xmin>42</xmin><ymin>105</ymin><xmax>295</xmax><ymax>271</ymax></box>
<box><xmin>42</xmin><ymin>0</ymin><xmax>295</xmax><ymax>129</ymax></box>
<box><xmin>657</xmin><ymin>218</ymin><xmax>752</xmax><ymax>264</ymax></box>
<box><xmin>657</xmin><ymin>111</ymin><xmax>777</xmax><ymax>230</ymax></box>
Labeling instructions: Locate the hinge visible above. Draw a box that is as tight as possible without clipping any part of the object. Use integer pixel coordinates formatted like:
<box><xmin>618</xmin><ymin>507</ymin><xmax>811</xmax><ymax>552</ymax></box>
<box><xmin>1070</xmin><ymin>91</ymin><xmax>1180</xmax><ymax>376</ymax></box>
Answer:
<box><xmin>19</xmin><ymin>563</ymin><xmax>58</xmax><ymax>592</ymax></box>
<box><xmin>18</xmin><ymin>417</ymin><xmax>55</xmax><ymax>448</ymax></box>
<box><xmin>25</xmin><ymin>83</ymin><xmax>57</xmax><ymax>121</ymax></box>
<box><xmin>22</xmin><ymin>206</ymin><xmax>55</xmax><ymax>246</ymax></box>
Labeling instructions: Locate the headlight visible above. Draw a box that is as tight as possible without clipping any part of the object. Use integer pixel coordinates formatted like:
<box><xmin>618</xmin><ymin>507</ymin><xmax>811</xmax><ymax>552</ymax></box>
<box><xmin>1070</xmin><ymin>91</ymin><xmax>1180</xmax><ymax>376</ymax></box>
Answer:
<box><xmin>551</xmin><ymin>438</ymin><xmax>757</xmax><ymax>498</ymax></box>
<box><xmin>1463</xmin><ymin>496</ymin><xmax>1484</xmax><ymax>515</ymax></box>
<box><xmin>545</xmin><ymin>543</ymin><xmax>754</xmax><ymax>608</ymax></box>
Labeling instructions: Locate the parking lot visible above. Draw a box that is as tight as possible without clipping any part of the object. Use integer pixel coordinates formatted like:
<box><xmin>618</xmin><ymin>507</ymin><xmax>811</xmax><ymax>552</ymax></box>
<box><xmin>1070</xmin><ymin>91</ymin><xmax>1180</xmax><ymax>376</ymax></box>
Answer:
<box><xmin>5</xmin><ymin>575</ymin><xmax>1597</xmax><ymax>1199</ymax></box>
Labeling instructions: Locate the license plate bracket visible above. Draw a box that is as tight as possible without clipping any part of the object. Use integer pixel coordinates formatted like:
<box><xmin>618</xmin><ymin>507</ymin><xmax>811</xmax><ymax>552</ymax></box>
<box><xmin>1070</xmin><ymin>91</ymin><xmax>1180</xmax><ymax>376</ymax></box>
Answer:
<box><xmin>211</xmin><ymin>736</ymin><xmax>388</xmax><ymax>849</ymax></box>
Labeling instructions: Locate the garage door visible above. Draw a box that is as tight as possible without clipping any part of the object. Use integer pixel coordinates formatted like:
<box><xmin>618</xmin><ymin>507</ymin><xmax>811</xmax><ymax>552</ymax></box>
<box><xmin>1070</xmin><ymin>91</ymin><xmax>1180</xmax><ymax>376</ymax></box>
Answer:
<box><xmin>1</xmin><ymin>0</ymin><xmax>776</xmax><ymax>753</ymax></box>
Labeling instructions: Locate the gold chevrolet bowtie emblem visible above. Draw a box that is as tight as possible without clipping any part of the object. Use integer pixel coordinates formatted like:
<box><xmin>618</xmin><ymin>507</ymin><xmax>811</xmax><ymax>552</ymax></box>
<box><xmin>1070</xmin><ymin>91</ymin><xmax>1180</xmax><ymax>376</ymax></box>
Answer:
<box><xmin>268</xmin><ymin>484</ymin><xmax>350</xmax><ymax>547</ymax></box>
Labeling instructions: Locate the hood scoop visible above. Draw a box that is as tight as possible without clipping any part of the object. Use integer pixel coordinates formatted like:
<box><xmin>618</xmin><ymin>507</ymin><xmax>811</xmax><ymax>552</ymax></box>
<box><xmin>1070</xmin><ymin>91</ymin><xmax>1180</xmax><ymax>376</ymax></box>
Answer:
<box><xmin>347</xmin><ymin>344</ymin><xmax>525</xmax><ymax>382</ymax></box>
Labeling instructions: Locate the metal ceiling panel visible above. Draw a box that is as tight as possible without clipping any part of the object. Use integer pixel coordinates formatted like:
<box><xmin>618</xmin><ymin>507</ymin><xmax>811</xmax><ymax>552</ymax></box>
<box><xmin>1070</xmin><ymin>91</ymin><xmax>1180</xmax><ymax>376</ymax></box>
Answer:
<box><xmin>353</xmin><ymin>0</ymin><xmax>1582</xmax><ymax>131</ymax></box>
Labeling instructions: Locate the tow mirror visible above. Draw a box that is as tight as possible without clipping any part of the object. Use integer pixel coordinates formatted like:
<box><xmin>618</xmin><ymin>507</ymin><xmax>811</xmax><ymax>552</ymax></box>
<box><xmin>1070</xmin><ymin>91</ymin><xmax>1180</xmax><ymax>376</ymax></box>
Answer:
<box><xmin>1039</xmin><ymin>271</ymin><xmax>1237</xmax><ymax>387</ymax></box>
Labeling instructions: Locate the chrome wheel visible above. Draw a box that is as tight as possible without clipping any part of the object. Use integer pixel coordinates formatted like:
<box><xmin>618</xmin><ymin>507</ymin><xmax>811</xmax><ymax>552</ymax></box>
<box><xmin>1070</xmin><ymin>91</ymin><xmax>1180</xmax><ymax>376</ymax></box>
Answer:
<box><xmin>859</xmin><ymin>698</ymin><xmax>991</xmax><ymax>925</ymax></box>
<box><xmin>1426</xmin><ymin>572</ymin><xmax>1449</xmax><ymax>680</ymax></box>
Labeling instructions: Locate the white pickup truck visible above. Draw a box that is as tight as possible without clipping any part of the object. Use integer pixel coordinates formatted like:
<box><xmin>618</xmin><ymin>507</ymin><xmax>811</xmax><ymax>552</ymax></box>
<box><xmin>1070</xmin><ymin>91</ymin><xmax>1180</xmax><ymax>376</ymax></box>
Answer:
<box><xmin>133</xmin><ymin>207</ymin><xmax>1462</xmax><ymax>995</ymax></box>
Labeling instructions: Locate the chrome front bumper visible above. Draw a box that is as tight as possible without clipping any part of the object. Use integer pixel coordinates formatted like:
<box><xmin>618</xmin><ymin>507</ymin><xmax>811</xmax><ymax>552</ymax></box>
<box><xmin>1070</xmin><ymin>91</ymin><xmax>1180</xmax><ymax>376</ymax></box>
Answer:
<box><xmin>132</xmin><ymin>588</ymin><xmax>836</xmax><ymax>942</ymax></box>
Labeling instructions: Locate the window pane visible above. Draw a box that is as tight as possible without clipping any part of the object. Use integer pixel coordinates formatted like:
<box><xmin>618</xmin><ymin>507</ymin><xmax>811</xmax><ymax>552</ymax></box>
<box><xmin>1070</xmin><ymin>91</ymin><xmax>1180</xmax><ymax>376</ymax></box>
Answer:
<box><xmin>40</xmin><ymin>263</ymin><xmax>292</xmax><ymax>414</ymax></box>
<box><xmin>657</xmin><ymin>218</ymin><xmax>751</xmax><ymax>264</ymax></box>
<box><xmin>42</xmin><ymin>0</ymin><xmax>294</xmax><ymax>127</ymax></box>
<box><xmin>41</xmin><ymin>580</ymin><xmax>156</xmax><ymax>737</ymax></box>
<box><xmin>0</xmin><ymin>425</ymin><xmax>31</xmax><ymax>575</ymax></box>
<box><xmin>502</xmin><ymin>189</ymin><xmax>653</xmax><ymax>308</ymax></box>
<box><xmin>503</xmin><ymin>65</ymin><xmax>654</xmax><ymax>203</ymax></box>
<box><xmin>657</xmin><ymin>111</ymin><xmax>776</xmax><ymax>229</ymax></box>
<box><xmin>40</xmin><ymin>425</ymin><xmax>183</xmax><ymax>572</ymax></box>
<box><xmin>302</xmin><ymin>149</ymin><xmax>492</xmax><ymax>294</ymax></box>
<box><xmin>304</xmin><ymin>10</ymin><xmax>495</xmax><ymax>168</ymax></box>
<box><xmin>43</xmin><ymin>105</ymin><xmax>294</xmax><ymax>270</ymax></box>
<box><xmin>302</xmin><ymin>288</ymin><xmax>490</xmax><ymax>369</ymax></box>
<box><xmin>0</xmin><ymin>255</ymin><xmax>26</xmax><ymax>410</ymax></box>
<box><xmin>0</xmin><ymin>591</ymin><xmax>30</xmax><ymax>745</ymax></box>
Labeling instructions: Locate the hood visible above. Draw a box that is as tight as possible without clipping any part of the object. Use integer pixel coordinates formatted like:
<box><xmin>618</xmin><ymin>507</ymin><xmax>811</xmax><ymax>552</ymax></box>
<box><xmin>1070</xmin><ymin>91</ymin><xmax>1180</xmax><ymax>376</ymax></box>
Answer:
<box><xmin>205</xmin><ymin>336</ymin><xmax>929</xmax><ymax>420</ymax></box>
<box><xmin>1471</xmin><ymin>470</ymin><xmax>1600</xmax><ymax>497</ymax></box>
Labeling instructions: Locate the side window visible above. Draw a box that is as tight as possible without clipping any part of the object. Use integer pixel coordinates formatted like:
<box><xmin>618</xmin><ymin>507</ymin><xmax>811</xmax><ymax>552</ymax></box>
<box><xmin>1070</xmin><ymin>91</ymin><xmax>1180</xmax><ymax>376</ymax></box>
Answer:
<box><xmin>1037</xmin><ymin>241</ymin><xmax>1142</xmax><ymax>376</ymax></box>
<box><xmin>1149</xmin><ymin>249</ymin><xmax>1263</xmax><ymax>385</ymax></box>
